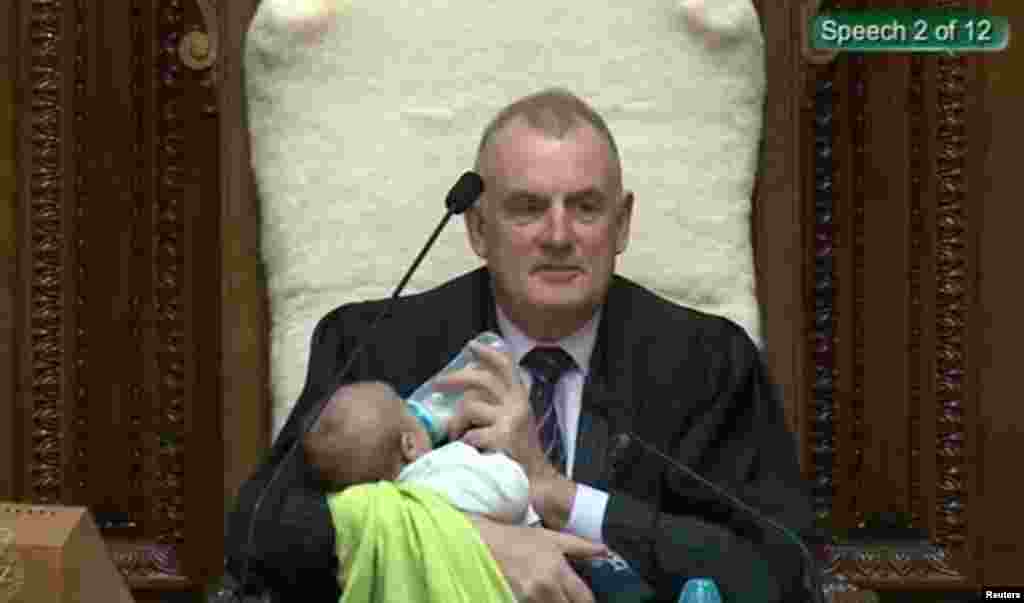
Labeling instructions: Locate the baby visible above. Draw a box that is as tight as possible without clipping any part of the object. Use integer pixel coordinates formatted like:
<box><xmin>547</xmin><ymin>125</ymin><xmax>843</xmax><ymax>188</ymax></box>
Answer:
<box><xmin>304</xmin><ymin>381</ymin><xmax>650</xmax><ymax>603</ymax></box>
<box><xmin>306</xmin><ymin>380</ymin><xmax>538</xmax><ymax>602</ymax></box>
<box><xmin>303</xmin><ymin>380</ymin><xmax>540</xmax><ymax>526</ymax></box>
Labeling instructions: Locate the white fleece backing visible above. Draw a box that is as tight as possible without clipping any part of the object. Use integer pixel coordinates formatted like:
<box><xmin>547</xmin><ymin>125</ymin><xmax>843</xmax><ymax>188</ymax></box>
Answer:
<box><xmin>244</xmin><ymin>0</ymin><xmax>766</xmax><ymax>439</ymax></box>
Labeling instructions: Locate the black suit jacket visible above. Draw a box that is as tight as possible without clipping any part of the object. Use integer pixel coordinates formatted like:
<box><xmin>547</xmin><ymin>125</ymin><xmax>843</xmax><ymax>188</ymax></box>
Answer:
<box><xmin>225</xmin><ymin>268</ymin><xmax>814</xmax><ymax>603</ymax></box>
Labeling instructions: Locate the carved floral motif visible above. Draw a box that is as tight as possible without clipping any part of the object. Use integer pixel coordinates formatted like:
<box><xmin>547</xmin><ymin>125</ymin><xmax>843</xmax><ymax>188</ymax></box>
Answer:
<box><xmin>108</xmin><ymin>541</ymin><xmax>184</xmax><ymax>581</ymax></box>
<box><xmin>933</xmin><ymin>50</ymin><xmax>969</xmax><ymax>553</ymax></box>
<box><xmin>811</xmin><ymin>63</ymin><xmax>836</xmax><ymax>522</ymax></box>
<box><xmin>28</xmin><ymin>0</ymin><xmax>66</xmax><ymax>506</ymax></box>
<box><xmin>154</xmin><ymin>0</ymin><xmax>188</xmax><ymax>548</ymax></box>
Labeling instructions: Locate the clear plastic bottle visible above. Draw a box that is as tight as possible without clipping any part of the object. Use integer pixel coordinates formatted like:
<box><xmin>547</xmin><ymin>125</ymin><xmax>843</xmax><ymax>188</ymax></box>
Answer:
<box><xmin>405</xmin><ymin>331</ymin><xmax>509</xmax><ymax>445</ymax></box>
<box><xmin>677</xmin><ymin>578</ymin><xmax>722</xmax><ymax>603</ymax></box>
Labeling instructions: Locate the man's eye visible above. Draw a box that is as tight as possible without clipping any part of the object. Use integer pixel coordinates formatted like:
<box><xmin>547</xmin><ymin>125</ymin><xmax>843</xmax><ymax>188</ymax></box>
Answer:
<box><xmin>576</xmin><ymin>202</ymin><xmax>604</xmax><ymax>220</ymax></box>
<box><xmin>509</xmin><ymin>200</ymin><xmax>545</xmax><ymax>214</ymax></box>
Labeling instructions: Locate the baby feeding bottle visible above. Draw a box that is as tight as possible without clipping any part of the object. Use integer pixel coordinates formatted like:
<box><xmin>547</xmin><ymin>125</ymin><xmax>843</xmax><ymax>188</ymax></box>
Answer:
<box><xmin>405</xmin><ymin>331</ymin><xmax>508</xmax><ymax>445</ymax></box>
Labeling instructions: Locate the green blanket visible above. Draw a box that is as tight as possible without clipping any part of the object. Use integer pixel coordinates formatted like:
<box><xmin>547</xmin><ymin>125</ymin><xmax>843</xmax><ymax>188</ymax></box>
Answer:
<box><xmin>327</xmin><ymin>481</ymin><xmax>518</xmax><ymax>603</ymax></box>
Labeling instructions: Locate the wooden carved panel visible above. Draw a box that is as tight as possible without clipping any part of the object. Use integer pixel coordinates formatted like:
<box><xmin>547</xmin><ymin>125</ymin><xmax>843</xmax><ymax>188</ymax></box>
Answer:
<box><xmin>154</xmin><ymin>0</ymin><xmax>189</xmax><ymax>553</ymax></box>
<box><xmin>802</xmin><ymin>0</ymin><xmax>983</xmax><ymax>591</ymax></box>
<box><xmin>13</xmin><ymin>0</ymin><xmax>222</xmax><ymax>592</ymax></box>
<box><xmin>807</xmin><ymin>55</ymin><xmax>836</xmax><ymax>535</ymax></box>
<box><xmin>23</xmin><ymin>0</ymin><xmax>68</xmax><ymax>508</ymax></box>
<box><xmin>931</xmin><ymin>47</ymin><xmax>971</xmax><ymax>560</ymax></box>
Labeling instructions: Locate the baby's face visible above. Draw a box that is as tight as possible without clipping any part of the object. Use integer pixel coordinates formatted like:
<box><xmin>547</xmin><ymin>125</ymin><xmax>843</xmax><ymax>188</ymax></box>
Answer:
<box><xmin>332</xmin><ymin>382</ymin><xmax>433</xmax><ymax>479</ymax></box>
<box><xmin>309</xmin><ymin>382</ymin><xmax>431</xmax><ymax>487</ymax></box>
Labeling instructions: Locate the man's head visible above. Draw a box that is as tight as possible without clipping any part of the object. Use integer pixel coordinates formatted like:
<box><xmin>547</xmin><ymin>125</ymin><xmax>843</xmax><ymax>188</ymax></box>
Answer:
<box><xmin>303</xmin><ymin>381</ymin><xmax>432</xmax><ymax>491</ymax></box>
<box><xmin>467</xmin><ymin>88</ymin><xmax>634</xmax><ymax>341</ymax></box>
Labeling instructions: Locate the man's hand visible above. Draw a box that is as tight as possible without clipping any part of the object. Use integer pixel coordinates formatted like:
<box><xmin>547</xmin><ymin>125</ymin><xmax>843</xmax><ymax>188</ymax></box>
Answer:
<box><xmin>439</xmin><ymin>341</ymin><xmax>553</xmax><ymax>480</ymax></box>
<box><xmin>471</xmin><ymin>516</ymin><xmax>606</xmax><ymax>603</ymax></box>
<box><xmin>441</xmin><ymin>342</ymin><xmax>583</xmax><ymax>530</ymax></box>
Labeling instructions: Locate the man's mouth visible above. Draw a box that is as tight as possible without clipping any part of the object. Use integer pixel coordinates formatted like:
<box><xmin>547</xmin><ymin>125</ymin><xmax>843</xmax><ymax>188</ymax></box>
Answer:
<box><xmin>533</xmin><ymin>265</ymin><xmax>583</xmax><ymax>282</ymax></box>
<box><xmin>534</xmin><ymin>265</ymin><xmax>581</xmax><ymax>273</ymax></box>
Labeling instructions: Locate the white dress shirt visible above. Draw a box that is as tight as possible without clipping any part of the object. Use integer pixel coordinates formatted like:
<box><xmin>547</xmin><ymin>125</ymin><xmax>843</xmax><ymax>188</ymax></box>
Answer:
<box><xmin>495</xmin><ymin>305</ymin><xmax>611</xmax><ymax>544</ymax></box>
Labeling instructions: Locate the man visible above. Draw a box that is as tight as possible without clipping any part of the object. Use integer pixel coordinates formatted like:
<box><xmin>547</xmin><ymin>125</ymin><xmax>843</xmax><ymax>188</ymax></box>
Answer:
<box><xmin>225</xmin><ymin>88</ymin><xmax>815</xmax><ymax>602</ymax></box>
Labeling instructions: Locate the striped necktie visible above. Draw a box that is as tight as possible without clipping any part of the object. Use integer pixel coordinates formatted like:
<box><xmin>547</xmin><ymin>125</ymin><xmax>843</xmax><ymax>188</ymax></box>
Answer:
<box><xmin>520</xmin><ymin>346</ymin><xmax>576</xmax><ymax>474</ymax></box>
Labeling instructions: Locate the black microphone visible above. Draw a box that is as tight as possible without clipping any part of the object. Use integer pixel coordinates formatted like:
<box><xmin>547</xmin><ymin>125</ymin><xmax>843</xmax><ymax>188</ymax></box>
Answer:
<box><xmin>446</xmin><ymin>171</ymin><xmax>483</xmax><ymax>213</ymax></box>
<box><xmin>233</xmin><ymin>172</ymin><xmax>485</xmax><ymax>600</ymax></box>
<box><xmin>608</xmin><ymin>433</ymin><xmax>632</xmax><ymax>469</ymax></box>
<box><xmin>607</xmin><ymin>431</ymin><xmax>825</xmax><ymax>603</ymax></box>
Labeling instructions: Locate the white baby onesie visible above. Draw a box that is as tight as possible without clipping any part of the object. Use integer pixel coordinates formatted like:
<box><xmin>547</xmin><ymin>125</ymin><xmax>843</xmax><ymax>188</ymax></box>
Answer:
<box><xmin>398</xmin><ymin>441</ymin><xmax>542</xmax><ymax>526</ymax></box>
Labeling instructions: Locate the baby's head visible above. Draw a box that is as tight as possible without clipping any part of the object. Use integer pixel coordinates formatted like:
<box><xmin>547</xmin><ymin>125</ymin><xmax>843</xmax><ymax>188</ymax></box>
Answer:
<box><xmin>303</xmin><ymin>381</ymin><xmax>432</xmax><ymax>491</ymax></box>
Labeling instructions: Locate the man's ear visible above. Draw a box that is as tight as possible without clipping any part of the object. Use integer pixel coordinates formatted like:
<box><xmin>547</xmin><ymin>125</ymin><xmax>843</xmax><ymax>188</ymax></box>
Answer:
<box><xmin>464</xmin><ymin>205</ymin><xmax>488</xmax><ymax>260</ymax></box>
<box><xmin>615</xmin><ymin>191</ymin><xmax>634</xmax><ymax>255</ymax></box>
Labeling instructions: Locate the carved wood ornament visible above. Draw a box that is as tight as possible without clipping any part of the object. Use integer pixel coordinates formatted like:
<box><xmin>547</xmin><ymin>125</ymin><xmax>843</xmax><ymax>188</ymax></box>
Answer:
<box><xmin>804</xmin><ymin>0</ymin><xmax>978</xmax><ymax>590</ymax></box>
<box><xmin>17</xmin><ymin>0</ymin><xmax>221</xmax><ymax>589</ymax></box>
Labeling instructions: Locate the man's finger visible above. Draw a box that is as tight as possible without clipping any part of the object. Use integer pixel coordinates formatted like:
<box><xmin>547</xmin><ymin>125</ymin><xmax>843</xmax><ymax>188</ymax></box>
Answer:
<box><xmin>445</xmin><ymin>400</ymin><xmax>498</xmax><ymax>440</ymax></box>
<box><xmin>560</xmin><ymin>565</ymin><xmax>596</xmax><ymax>603</ymax></box>
<box><xmin>468</xmin><ymin>340</ymin><xmax>522</xmax><ymax>389</ymax></box>
<box><xmin>434</xmin><ymin>365</ymin><xmax>505</xmax><ymax>402</ymax></box>
<box><xmin>521</xmin><ymin>578</ymin><xmax>569</xmax><ymax>603</ymax></box>
<box><xmin>458</xmin><ymin>425</ymin><xmax>501</xmax><ymax>451</ymax></box>
<box><xmin>547</xmin><ymin>531</ymin><xmax>609</xmax><ymax>560</ymax></box>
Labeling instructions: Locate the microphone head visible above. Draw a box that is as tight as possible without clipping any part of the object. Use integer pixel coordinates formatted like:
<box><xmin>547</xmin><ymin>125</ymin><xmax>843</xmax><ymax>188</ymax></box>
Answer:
<box><xmin>608</xmin><ymin>433</ymin><xmax>633</xmax><ymax>472</ymax></box>
<box><xmin>445</xmin><ymin>171</ymin><xmax>484</xmax><ymax>214</ymax></box>
<box><xmin>612</xmin><ymin>433</ymin><xmax>632</xmax><ymax>456</ymax></box>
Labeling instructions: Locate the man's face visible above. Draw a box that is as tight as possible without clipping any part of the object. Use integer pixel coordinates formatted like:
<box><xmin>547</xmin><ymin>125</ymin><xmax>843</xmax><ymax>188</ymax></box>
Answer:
<box><xmin>467</xmin><ymin>118</ymin><xmax>633</xmax><ymax>338</ymax></box>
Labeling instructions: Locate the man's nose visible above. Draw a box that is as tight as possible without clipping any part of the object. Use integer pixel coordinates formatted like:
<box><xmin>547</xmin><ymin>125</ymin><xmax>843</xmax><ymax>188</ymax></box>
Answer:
<box><xmin>541</xmin><ymin>204</ymin><xmax>572</xmax><ymax>247</ymax></box>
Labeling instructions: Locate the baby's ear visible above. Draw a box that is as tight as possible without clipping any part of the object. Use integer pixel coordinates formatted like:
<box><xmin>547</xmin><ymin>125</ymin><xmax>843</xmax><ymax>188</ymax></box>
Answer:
<box><xmin>400</xmin><ymin>433</ymin><xmax>418</xmax><ymax>462</ymax></box>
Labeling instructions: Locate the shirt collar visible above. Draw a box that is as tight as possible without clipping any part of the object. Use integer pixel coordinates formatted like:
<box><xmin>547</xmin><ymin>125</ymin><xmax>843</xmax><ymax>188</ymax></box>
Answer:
<box><xmin>494</xmin><ymin>304</ymin><xmax>601</xmax><ymax>374</ymax></box>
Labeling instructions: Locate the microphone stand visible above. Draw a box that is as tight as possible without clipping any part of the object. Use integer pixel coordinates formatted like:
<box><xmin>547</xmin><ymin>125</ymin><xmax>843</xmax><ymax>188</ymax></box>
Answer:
<box><xmin>231</xmin><ymin>172</ymin><xmax>484</xmax><ymax>601</ymax></box>
<box><xmin>615</xmin><ymin>433</ymin><xmax>825</xmax><ymax>603</ymax></box>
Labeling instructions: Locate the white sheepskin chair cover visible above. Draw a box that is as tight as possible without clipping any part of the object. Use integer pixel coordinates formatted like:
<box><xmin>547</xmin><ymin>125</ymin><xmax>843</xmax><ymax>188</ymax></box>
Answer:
<box><xmin>245</xmin><ymin>0</ymin><xmax>766</xmax><ymax>439</ymax></box>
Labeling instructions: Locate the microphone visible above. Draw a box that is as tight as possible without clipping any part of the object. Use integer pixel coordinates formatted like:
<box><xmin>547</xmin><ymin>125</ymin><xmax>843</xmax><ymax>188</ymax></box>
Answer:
<box><xmin>608</xmin><ymin>433</ymin><xmax>632</xmax><ymax>469</ymax></box>
<box><xmin>233</xmin><ymin>172</ymin><xmax>485</xmax><ymax>600</ymax></box>
<box><xmin>606</xmin><ymin>432</ymin><xmax>825</xmax><ymax>603</ymax></box>
<box><xmin>446</xmin><ymin>171</ymin><xmax>483</xmax><ymax>213</ymax></box>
